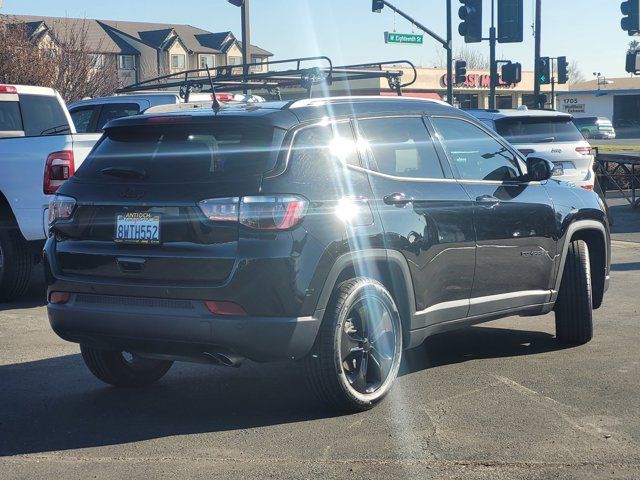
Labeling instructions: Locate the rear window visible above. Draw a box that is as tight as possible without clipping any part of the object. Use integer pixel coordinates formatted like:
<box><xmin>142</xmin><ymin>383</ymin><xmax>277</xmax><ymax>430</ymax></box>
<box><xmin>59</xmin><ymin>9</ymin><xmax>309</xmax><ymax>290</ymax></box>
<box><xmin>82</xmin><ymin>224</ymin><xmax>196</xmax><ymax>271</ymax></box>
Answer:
<box><xmin>20</xmin><ymin>94</ymin><xmax>70</xmax><ymax>136</ymax></box>
<box><xmin>495</xmin><ymin>117</ymin><xmax>584</xmax><ymax>144</ymax></box>
<box><xmin>0</xmin><ymin>102</ymin><xmax>23</xmax><ymax>132</ymax></box>
<box><xmin>76</xmin><ymin>122</ymin><xmax>283</xmax><ymax>183</ymax></box>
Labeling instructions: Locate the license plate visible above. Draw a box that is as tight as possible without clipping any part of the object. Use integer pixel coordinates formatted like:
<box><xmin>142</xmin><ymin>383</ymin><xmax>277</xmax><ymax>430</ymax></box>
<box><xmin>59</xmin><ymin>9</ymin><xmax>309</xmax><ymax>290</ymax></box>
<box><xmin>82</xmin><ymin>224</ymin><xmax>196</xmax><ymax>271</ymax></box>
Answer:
<box><xmin>115</xmin><ymin>212</ymin><xmax>160</xmax><ymax>244</ymax></box>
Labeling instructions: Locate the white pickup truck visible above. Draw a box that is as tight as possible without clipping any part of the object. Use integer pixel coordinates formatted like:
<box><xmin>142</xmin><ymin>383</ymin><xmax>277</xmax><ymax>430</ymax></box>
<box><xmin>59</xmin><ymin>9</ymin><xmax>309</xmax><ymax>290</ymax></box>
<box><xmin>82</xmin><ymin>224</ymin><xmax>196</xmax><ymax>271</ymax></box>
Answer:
<box><xmin>0</xmin><ymin>84</ymin><xmax>101</xmax><ymax>301</ymax></box>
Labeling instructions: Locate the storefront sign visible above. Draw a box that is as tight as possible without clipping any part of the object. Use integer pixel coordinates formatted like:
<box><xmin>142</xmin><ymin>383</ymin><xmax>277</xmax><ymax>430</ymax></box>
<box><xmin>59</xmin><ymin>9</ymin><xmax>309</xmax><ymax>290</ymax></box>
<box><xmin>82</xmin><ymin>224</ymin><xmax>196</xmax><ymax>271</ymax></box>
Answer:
<box><xmin>385</xmin><ymin>32</ymin><xmax>424</xmax><ymax>45</ymax></box>
<box><xmin>561</xmin><ymin>97</ymin><xmax>586</xmax><ymax>113</ymax></box>
<box><xmin>441</xmin><ymin>73</ymin><xmax>516</xmax><ymax>89</ymax></box>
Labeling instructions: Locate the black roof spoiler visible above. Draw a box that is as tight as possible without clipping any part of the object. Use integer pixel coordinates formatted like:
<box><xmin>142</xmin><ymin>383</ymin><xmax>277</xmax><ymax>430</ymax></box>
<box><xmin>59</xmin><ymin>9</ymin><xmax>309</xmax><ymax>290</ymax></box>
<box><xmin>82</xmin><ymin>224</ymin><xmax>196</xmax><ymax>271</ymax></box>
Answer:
<box><xmin>116</xmin><ymin>56</ymin><xmax>417</xmax><ymax>101</ymax></box>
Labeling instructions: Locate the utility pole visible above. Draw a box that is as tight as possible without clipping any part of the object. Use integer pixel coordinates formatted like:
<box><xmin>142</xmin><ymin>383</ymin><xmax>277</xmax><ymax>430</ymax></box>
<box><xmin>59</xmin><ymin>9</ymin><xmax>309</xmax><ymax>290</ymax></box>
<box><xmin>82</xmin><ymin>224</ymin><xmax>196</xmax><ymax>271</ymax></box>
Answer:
<box><xmin>447</xmin><ymin>0</ymin><xmax>453</xmax><ymax>105</ymax></box>
<box><xmin>489</xmin><ymin>0</ymin><xmax>497</xmax><ymax>109</ymax></box>
<box><xmin>550</xmin><ymin>59</ymin><xmax>555</xmax><ymax>110</ymax></box>
<box><xmin>533</xmin><ymin>0</ymin><xmax>542</xmax><ymax>108</ymax></box>
<box><xmin>228</xmin><ymin>0</ymin><xmax>251</xmax><ymax>93</ymax></box>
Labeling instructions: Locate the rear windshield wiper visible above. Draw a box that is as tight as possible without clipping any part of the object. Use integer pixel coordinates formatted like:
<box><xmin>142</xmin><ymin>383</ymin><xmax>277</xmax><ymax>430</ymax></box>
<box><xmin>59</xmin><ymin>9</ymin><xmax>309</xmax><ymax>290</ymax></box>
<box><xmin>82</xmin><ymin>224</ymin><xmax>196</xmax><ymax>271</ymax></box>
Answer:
<box><xmin>100</xmin><ymin>167</ymin><xmax>147</xmax><ymax>179</ymax></box>
<box><xmin>40</xmin><ymin>123</ymin><xmax>72</xmax><ymax>135</ymax></box>
<box><xmin>537</xmin><ymin>136</ymin><xmax>556</xmax><ymax>143</ymax></box>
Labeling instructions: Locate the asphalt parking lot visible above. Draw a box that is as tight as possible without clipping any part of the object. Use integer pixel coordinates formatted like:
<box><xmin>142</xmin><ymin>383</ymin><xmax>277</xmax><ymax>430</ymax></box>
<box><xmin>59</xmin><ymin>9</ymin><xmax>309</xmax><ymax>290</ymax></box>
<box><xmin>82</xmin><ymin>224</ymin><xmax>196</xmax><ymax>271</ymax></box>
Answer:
<box><xmin>1</xmin><ymin>200</ymin><xmax>639</xmax><ymax>480</ymax></box>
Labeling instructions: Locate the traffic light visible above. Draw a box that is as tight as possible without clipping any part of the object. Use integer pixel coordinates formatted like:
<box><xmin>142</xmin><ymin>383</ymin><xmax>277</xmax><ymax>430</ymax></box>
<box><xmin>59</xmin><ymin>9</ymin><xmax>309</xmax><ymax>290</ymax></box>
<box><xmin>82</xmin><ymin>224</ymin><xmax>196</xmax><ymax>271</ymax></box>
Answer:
<box><xmin>538</xmin><ymin>57</ymin><xmax>551</xmax><ymax>85</ymax></box>
<box><xmin>455</xmin><ymin>60</ymin><xmax>467</xmax><ymax>84</ymax></box>
<box><xmin>557</xmin><ymin>56</ymin><xmax>569</xmax><ymax>84</ymax></box>
<box><xmin>501</xmin><ymin>62</ymin><xmax>522</xmax><ymax>84</ymax></box>
<box><xmin>626</xmin><ymin>50</ymin><xmax>640</xmax><ymax>74</ymax></box>
<box><xmin>372</xmin><ymin>0</ymin><xmax>384</xmax><ymax>13</ymax></box>
<box><xmin>621</xmin><ymin>1</ymin><xmax>640</xmax><ymax>35</ymax></box>
<box><xmin>497</xmin><ymin>0</ymin><xmax>523</xmax><ymax>43</ymax></box>
<box><xmin>458</xmin><ymin>0</ymin><xmax>483</xmax><ymax>43</ymax></box>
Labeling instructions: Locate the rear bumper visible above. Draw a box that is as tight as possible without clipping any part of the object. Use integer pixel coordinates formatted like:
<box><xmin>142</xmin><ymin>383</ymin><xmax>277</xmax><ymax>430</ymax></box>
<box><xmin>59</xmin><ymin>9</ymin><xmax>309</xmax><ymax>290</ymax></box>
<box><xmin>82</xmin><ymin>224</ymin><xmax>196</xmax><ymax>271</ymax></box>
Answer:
<box><xmin>47</xmin><ymin>293</ymin><xmax>321</xmax><ymax>362</ymax></box>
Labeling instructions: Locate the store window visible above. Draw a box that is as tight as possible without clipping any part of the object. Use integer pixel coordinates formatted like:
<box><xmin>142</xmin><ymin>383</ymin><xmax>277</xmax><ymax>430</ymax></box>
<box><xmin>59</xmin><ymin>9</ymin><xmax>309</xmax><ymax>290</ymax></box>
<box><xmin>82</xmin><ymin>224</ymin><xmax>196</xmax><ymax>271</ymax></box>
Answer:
<box><xmin>453</xmin><ymin>93</ymin><xmax>479</xmax><ymax>110</ymax></box>
<box><xmin>496</xmin><ymin>95</ymin><xmax>513</xmax><ymax>109</ymax></box>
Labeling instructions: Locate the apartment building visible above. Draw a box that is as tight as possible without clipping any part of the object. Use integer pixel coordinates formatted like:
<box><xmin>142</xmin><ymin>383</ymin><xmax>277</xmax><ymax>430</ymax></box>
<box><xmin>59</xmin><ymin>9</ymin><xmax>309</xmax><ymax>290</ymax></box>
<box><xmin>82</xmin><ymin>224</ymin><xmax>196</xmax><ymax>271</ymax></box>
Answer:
<box><xmin>7</xmin><ymin>15</ymin><xmax>273</xmax><ymax>85</ymax></box>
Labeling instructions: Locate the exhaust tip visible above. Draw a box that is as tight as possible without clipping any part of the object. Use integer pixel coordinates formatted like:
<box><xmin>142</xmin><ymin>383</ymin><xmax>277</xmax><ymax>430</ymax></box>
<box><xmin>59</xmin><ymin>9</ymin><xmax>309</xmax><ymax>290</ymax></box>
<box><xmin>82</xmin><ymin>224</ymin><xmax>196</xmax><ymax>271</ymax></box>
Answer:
<box><xmin>203</xmin><ymin>352</ymin><xmax>244</xmax><ymax>368</ymax></box>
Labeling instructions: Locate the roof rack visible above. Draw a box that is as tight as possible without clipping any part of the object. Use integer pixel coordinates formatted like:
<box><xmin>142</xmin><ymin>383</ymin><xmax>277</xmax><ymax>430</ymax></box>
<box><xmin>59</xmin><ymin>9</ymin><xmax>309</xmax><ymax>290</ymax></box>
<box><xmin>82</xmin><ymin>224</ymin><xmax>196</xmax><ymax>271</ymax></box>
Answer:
<box><xmin>116</xmin><ymin>56</ymin><xmax>417</xmax><ymax>101</ymax></box>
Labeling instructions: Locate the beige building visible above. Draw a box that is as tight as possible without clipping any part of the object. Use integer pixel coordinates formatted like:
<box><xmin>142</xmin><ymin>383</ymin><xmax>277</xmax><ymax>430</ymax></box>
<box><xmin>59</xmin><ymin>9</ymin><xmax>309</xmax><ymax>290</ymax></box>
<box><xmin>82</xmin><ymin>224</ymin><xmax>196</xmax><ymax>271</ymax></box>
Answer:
<box><xmin>7</xmin><ymin>15</ymin><xmax>273</xmax><ymax>86</ymax></box>
<box><xmin>287</xmin><ymin>66</ymin><xmax>568</xmax><ymax>110</ymax></box>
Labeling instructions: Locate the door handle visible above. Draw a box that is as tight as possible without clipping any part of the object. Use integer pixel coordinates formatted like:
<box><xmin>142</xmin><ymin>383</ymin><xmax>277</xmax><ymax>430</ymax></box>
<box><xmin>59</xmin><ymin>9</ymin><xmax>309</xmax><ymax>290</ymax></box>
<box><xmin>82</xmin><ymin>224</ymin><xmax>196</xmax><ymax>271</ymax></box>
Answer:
<box><xmin>384</xmin><ymin>192</ymin><xmax>414</xmax><ymax>205</ymax></box>
<box><xmin>476</xmin><ymin>195</ymin><xmax>500</xmax><ymax>203</ymax></box>
<box><xmin>476</xmin><ymin>195</ymin><xmax>500</xmax><ymax>209</ymax></box>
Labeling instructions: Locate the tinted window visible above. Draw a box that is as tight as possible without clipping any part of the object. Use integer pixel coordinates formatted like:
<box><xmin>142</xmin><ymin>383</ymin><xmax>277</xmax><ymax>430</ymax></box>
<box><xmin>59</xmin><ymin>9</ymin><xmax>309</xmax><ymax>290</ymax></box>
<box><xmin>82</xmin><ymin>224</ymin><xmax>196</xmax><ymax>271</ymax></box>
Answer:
<box><xmin>70</xmin><ymin>107</ymin><xmax>96</xmax><ymax>133</ymax></box>
<box><xmin>359</xmin><ymin>117</ymin><xmax>444</xmax><ymax>179</ymax></box>
<box><xmin>20</xmin><ymin>94</ymin><xmax>70</xmax><ymax>136</ymax></box>
<box><xmin>432</xmin><ymin>117</ymin><xmax>520</xmax><ymax>182</ymax></box>
<box><xmin>97</xmin><ymin>103</ymin><xmax>140</xmax><ymax>131</ymax></box>
<box><xmin>0</xmin><ymin>102</ymin><xmax>23</xmax><ymax>132</ymax></box>
<box><xmin>290</xmin><ymin>122</ymin><xmax>360</xmax><ymax>168</ymax></box>
<box><xmin>77</xmin><ymin>123</ymin><xmax>282</xmax><ymax>183</ymax></box>
<box><xmin>495</xmin><ymin>117</ymin><xmax>584</xmax><ymax>144</ymax></box>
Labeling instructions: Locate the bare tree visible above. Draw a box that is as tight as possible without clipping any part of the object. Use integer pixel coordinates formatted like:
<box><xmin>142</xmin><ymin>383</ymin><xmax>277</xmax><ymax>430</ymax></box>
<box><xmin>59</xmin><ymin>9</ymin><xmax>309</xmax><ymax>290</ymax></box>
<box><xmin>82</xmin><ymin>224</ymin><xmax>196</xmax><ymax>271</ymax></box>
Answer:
<box><xmin>0</xmin><ymin>16</ymin><xmax>120</xmax><ymax>103</ymax></box>
<box><xmin>431</xmin><ymin>44</ymin><xmax>489</xmax><ymax>70</ymax></box>
<box><xmin>568</xmin><ymin>60</ymin><xmax>586</xmax><ymax>86</ymax></box>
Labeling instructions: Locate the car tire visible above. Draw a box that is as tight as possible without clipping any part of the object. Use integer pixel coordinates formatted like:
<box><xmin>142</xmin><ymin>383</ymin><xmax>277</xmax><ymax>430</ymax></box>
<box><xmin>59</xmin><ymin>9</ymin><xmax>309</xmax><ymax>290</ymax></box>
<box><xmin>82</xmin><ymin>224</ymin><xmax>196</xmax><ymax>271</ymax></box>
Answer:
<box><xmin>80</xmin><ymin>345</ymin><xmax>173</xmax><ymax>387</ymax></box>
<box><xmin>0</xmin><ymin>226</ymin><xmax>32</xmax><ymax>302</ymax></box>
<box><xmin>304</xmin><ymin>278</ymin><xmax>403</xmax><ymax>412</ymax></box>
<box><xmin>554</xmin><ymin>240</ymin><xmax>593</xmax><ymax>345</ymax></box>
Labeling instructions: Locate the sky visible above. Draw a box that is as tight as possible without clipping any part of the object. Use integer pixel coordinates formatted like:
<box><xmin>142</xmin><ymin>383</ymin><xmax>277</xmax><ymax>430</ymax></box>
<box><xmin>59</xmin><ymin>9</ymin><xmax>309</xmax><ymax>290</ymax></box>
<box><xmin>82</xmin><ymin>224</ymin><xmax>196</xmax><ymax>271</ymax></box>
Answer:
<box><xmin>0</xmin><ymin>0</ymin><xmax>633</xmax><ymax>81</ymax></box>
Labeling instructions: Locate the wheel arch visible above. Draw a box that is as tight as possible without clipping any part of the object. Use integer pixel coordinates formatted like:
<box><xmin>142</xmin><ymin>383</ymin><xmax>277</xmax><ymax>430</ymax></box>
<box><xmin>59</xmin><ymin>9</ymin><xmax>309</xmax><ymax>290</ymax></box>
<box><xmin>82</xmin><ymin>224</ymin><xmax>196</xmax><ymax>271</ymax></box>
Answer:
<box><xmin>0</xmin><ymin>191</ymin><xmax>19</xmax><ymax>228</ymax></box>
<box><xmin>313</xmin><ymin>250</ymin><xmax>416</xmax><ymax>348</ymax></box>
<box><xmin>553</xmin><ymin>220</ymin><xmax>609</xmax><ymax>309</ymax></box>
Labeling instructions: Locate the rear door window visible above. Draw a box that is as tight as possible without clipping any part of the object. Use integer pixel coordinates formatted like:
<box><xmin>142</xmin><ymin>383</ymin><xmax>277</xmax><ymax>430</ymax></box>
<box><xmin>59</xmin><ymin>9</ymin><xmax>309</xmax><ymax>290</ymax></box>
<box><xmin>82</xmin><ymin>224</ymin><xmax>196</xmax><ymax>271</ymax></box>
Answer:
<box><xmin>96</xmin><ymin>103</ymin><xmax>141</xmax><ymax>131</ymax></box>
<box><xmin>20</xmin><ymin>94</ymin><xmax>70</xmax><ymax>136</ymax></box>
<box><xmin>290</xmin><ymin>121</ymin><xmax>360</xmax><ymax>168</ymax></box>
<box><xmin>358</xmin><ymin>117</ymin><xmax>444</xmax><ymax>179</ymax></box>
<box><xmin>432</xmin><ymin>117</ymin><xmax>521</xmax><ymax>182</ymax></box>
<box><xmin>495</xmin><ymin>117</ymin><xmax>584</xmax><ymax>144</ymax></box>
<box><xmin>76</xmin><ymin>122</ymin><xmax>283</xmax><ymax>183</ymax></box>
<box><xmin>0</xmin><ymin>102</ymin><xmax>23</xmax><ymax>133</ymax></box>
<box><xmin>70</xmin><ymin>106</ymin><xmax>98</xmax><ymax>133</ymax></box>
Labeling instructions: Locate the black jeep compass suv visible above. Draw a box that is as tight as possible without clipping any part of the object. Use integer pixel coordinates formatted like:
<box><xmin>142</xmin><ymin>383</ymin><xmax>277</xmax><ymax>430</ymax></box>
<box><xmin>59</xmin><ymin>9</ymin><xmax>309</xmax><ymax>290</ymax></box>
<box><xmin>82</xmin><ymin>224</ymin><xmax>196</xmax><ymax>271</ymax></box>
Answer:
<box><xmin>45</xmin><ymin>97</ymin><xmax>610</xmax><ymax>412</ymax></box>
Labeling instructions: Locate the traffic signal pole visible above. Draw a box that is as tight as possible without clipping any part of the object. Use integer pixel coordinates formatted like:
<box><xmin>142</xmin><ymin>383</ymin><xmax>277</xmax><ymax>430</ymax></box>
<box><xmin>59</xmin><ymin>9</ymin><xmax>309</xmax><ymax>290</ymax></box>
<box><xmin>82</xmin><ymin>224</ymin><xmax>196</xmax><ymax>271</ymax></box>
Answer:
<box><xmin>447</xmin><ymin>0</ymin><xmax>453</xmax><ymax>105</ymax></box>
<box><xmin>377</xmin><ymin>1</ymin><xmax>453</xmax><ymax>104</ymax></box>
<box><xmin>533</xmin><ymin>0</ymin><xmax>542</xmax><ymax>108</ymax></box>
<box><xmin>489</xmin><ymin>0</ymin><xmax>497</xmax><ymax>109</ymax></box>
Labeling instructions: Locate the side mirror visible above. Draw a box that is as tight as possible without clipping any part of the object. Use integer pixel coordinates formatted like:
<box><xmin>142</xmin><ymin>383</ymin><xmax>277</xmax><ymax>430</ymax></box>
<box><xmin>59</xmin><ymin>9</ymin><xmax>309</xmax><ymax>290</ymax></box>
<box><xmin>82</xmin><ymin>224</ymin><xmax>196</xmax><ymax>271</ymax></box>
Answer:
<box><xmin>526</xmin><ymin>156</ymin><xmax>554</xmax><ymax>182</ymax></box>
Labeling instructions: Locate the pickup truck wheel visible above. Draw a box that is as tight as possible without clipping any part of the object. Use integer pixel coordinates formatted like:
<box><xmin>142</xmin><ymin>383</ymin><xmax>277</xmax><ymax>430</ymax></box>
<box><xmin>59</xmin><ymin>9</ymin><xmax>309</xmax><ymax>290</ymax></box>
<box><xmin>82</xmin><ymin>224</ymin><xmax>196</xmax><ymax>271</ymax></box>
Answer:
<box><xmin>304</xmin><ymin>278</ymin><xmax>403</xmax><ymax>412</ymax></box>
<box><xmin>80</xmin><ymin>345</ymin><xmax>173</xmax><ymax>387</ymax></box>
<box><xmin>0</xmin><ymin>227</ymin><xmax>32</xmax><ymax>302</ymax></box>
<box><xmin>555</xmin><ymin>240</ymin><xmax>593</xmax><ymax>345</ymax></box>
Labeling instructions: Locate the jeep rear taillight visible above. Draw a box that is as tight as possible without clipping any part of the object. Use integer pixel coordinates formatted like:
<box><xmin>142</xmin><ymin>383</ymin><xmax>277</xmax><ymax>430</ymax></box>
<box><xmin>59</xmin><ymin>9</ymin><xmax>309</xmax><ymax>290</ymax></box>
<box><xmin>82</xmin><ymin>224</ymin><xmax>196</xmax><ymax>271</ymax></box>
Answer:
<box><xmin>44</xmin><ymin>150</ymin><xmax>75</xmax><ymax>194</ymax></box>
<box><xmin>576</xmin><ymin>147</ymin><xmax>592</xmax><ymax>156</ymax></box>
<box><xmin>198</xmin><ymin>195</ymin><xmax>308</xmax><ymax>231</ymax></box>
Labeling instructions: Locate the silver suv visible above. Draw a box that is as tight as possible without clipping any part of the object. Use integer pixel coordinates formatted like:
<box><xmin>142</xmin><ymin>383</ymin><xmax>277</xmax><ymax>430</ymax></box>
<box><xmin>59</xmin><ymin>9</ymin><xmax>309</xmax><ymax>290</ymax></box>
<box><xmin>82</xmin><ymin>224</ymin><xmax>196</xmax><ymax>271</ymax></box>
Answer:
<box><xmin>468</xmin><ymin>108</ymin><xmax>596</xmax><ymax>190</ymax></box>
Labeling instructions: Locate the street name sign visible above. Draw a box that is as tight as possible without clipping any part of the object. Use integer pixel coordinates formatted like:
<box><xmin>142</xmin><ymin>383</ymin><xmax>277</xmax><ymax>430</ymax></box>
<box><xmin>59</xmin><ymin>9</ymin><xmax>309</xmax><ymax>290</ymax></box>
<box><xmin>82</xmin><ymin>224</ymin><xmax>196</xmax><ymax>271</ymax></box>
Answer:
<box><xmin>384</xmin><ymin>32</ymin><xmax>424</xmax><ymax>45</ymax></box>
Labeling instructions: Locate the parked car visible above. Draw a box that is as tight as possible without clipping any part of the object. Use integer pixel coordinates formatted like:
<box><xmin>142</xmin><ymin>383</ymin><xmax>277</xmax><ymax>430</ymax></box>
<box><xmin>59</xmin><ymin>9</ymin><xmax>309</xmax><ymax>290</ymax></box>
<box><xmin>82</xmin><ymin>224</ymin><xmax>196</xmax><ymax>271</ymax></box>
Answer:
<box><xmin>0</xmin><ymin>84</ymin><xmax>101</xmax><ymax>301</ymax></box>
<box><xmin>46</xmin><ymin>97</ymin><xmax>610</xmax><ymax>412</ymax></box>
<box><xmin>572</xmin><ymin>116</ymin><xmax>616</xmax><ymax>140</ymax></box>
<box><xmin>69</xmin><ymin>92</ymin><xmax>264</xmax><ymax>133</ymax></box>
<box><xmin>468</xmin><ymin>108</ymin><xmax>597</xmax><ymax>189</ymax></box>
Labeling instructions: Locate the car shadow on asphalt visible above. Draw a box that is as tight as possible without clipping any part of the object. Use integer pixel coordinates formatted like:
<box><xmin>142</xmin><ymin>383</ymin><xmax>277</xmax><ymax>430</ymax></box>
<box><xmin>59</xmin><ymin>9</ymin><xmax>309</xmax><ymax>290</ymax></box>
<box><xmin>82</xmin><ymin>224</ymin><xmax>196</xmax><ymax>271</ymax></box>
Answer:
<box><xmin>0</xmin><ymin>326</ymin><xmax>567</xmax><ymax>456</ymax></box>
<box><xmin>610</xmin><ymin>261</ymin><xmax>640</xmax><ymax>271</ymax></box>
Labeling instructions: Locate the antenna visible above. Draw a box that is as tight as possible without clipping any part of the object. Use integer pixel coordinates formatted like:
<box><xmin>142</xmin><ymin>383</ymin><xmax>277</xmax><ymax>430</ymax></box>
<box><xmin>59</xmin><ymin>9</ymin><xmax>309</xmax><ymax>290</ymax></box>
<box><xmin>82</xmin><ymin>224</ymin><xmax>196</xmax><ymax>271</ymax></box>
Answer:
<box><xmin>206</xmin><ymin>66</ymin><xmax>222</xmax><ymax>112</ymax></box>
